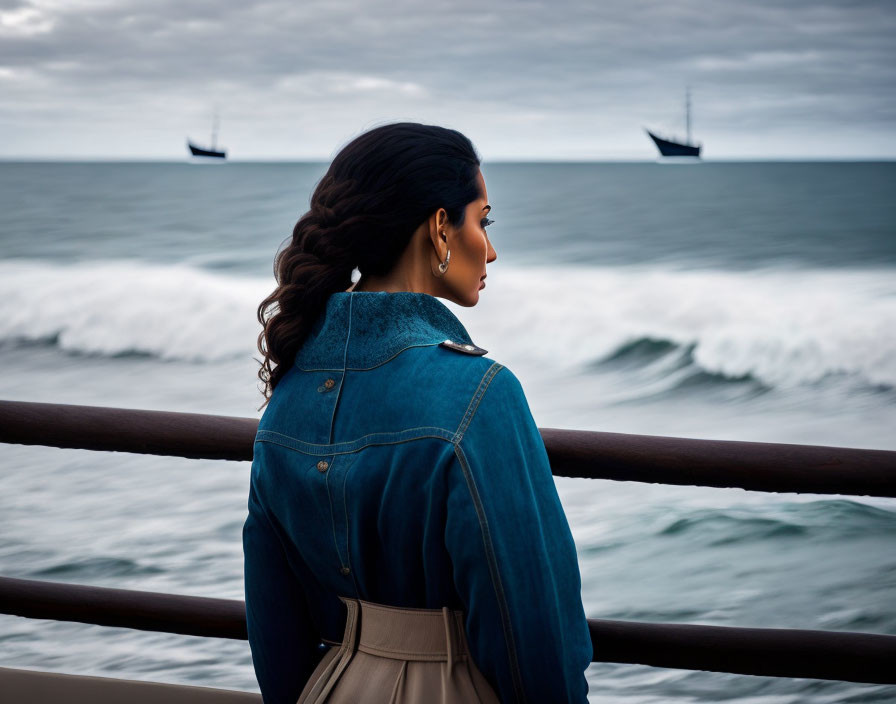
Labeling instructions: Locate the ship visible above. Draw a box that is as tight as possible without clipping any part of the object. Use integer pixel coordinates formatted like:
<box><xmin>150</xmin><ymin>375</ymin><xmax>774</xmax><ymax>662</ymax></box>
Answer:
<box><xmin>645</xmin><ymin>87</ymin><xmax>701</xmax><ymax>158</ymax></box>
<box><xmin>187</xmin><ymin>112</ymin><xmax>227</xmax><ymax>159</ymax></box>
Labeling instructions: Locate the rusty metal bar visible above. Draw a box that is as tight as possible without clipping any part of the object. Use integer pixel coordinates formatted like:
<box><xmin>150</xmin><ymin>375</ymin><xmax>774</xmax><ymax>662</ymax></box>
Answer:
<box><xmin>1</xmin><ymin>399</ymin><xmax>894</xmax><ymax>496</ymax></box>
<box><xmin>0</xmin><ymin>400</ymin><xmax>256</xmax><ymax>461</ymax></box>
<box><xmin>1</xmin><ymin>576</ymin><xmax>894</xmax><ymax>684</ymax></box>
<box><xmin>0</xmin><ymin>575</ymin><xmax>246</xmax><ymax>640</ymax></box>
<box><xmin>591</xmin><ymin>617</ymin><xmax>896</xmax><ymax>685</ymax></box>
<box><xmin>539</xmin><ymin>427</ymin><xmax>896</xmax><ymax>496</ymax></box>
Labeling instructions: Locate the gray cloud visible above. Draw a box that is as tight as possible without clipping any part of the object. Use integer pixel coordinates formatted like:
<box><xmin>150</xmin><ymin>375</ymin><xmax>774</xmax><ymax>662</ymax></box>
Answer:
<box><xmin>1</xmin><ymin>0</ymin><xmax>894</xmax><ymax>158</ymax></box>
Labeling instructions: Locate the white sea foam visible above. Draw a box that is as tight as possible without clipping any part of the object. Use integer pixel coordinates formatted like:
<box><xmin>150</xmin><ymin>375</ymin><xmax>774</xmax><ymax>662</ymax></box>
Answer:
<box><xmin>0</xmin><ymin>259</ymin><xmax>269</xmax><ymax>362</ymax></box>
<box><xmin>1</xmin><ymin>259</ymin><xmax>894</xmax><ymax>390</ymax></box>
<box><xmin>461</xmin><ymin>264</ymin><xmax>896</xmax><ymax>390</ymax></box>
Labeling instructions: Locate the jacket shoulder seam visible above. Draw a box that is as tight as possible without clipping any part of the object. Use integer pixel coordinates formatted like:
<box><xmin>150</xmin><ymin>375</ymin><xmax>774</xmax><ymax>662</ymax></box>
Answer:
<box><xmin>453</xmin><ymin>362</ymin><xmax>504</xmax><ymax>443</ymax></box>
<box><xmin>452</xmin><ymin>442</ymin><xmax>526</xmax><ymax>702</ymax></box>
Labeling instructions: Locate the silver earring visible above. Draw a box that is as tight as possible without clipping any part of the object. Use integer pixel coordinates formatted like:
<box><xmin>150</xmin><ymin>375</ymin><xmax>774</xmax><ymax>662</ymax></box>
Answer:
<box><xmin>438</xmin><ymin>248</ymin><xmax>451</xmax><ymax>275</ymax></box>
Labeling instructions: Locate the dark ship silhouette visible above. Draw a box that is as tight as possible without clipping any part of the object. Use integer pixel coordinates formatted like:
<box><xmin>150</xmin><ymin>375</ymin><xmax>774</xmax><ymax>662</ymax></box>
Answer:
<box><xmin>187</xmin><ymin>112</ymin><xmax>226</xmax><ymax>159</ymax></box>
<box><xmin>645</xmin><ymin>87</ymin><xmax>701</xmax><ymax>158</ymax></box>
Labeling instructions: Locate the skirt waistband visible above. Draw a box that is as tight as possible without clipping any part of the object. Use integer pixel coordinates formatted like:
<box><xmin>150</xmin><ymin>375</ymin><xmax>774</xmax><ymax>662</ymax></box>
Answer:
<box><xmin>336</xmin><ymin>596</ymin><xmax>469</xmax><ymax>662</ymax></box>
<box><xmin>298</xmin><ymin>597</ymin><xmax>500</xmax><ymax>704</ymax></box>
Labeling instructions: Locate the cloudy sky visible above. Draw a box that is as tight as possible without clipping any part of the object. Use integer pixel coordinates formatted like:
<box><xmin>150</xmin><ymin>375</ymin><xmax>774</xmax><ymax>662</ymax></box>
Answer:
<box><xmin>1</xmin><ymin>0</ymin><xmax>894</xmax><ymax>159</ymax></box>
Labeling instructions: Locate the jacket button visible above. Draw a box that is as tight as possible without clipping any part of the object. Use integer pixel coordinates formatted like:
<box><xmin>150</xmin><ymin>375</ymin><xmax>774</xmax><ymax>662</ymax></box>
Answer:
<box><xmin>339</xmin><ymin>566</ymin><xmax>351</xmax><ymax>576</ymax></box>
<box><xmin>317</xmin><ymin>460</ymin><xmax>329</xmax><ymax>472</ymax></box>
<box><xmin>317</xmin><ymin>378</ymin><xmax>336</xmax><ymax>393</ymax></box>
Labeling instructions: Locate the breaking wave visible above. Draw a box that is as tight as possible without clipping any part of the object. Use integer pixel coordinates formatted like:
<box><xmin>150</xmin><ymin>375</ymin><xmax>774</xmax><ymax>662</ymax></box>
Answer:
<box><xmin>1</xmin><ymin>259</ymin><xmax>894</xmax><ymax>394</ymax></box>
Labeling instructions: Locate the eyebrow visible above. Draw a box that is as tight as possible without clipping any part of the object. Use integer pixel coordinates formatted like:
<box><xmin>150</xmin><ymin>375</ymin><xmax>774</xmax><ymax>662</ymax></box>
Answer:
<box><xmin>483</xmin><ymin>205</ymin><xmax>491</xmax><ymax>212</ymax></box>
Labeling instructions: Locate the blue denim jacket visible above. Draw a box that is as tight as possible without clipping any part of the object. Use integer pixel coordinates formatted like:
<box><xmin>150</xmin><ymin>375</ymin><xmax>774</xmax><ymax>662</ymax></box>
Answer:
<box><xmin>243</xmin><ymin>291</ymin><xmax>592</xmax><ymax>703</ymax></box>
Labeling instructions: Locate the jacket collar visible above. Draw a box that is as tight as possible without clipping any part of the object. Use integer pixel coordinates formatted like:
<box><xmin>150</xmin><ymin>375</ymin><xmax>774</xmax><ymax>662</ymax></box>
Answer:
<box><xmin>294</xmin><ymin>291</ymin><xmax>476</xmax><ymax>371</ymax></box>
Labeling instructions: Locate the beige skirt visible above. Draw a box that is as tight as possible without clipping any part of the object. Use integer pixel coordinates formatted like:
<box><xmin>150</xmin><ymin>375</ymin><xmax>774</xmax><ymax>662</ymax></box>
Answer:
<box><xmin>297</xmin><ymin>597</ymin><xmax>501</xmax><ymax>704</ymax></box>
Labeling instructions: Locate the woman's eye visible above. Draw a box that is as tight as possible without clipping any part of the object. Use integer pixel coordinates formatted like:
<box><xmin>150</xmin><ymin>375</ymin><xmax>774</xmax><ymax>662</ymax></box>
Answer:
<box><xmin>481</xmin><ymin>217</ymin><xmax>494</xmax><ymax>228</ymax></box>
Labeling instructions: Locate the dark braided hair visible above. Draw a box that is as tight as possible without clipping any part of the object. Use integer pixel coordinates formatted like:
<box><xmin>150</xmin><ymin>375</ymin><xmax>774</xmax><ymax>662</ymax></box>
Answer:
<box><xmin>256</xmin><ymin>122</ymin><xmax>481</xmax><ymax>408</ymax></box>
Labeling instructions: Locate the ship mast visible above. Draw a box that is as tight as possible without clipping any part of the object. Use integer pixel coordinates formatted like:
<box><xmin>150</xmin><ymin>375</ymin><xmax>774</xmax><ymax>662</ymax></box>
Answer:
<box><xmin>685</xmin><ymin>86</ymin><xmax>691</xmax><ymax>145</ymax></box>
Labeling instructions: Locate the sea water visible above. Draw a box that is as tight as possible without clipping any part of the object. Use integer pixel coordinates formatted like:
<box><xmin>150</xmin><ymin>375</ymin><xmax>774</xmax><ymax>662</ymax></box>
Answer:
<box><xmin>1</xmin><ymin>161</ymin><xmax>894</xmax><ymax>702</ymax></box>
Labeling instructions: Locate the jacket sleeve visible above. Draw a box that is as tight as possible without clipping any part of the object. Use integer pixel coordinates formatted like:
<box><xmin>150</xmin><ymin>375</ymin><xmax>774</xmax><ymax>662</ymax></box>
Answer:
<box><xmin>243</xmin><ymin>464</ymin><xmax>321</xmax><ymax>704</ymax></box>
<box><xmin>446</xmin><ymin>364</ymin><xmax>592</xmax><ymax>703</ymax></box>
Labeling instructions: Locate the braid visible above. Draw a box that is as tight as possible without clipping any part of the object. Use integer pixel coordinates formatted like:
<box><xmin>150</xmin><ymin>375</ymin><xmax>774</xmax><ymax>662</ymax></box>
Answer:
<box><xmin>256</xmin><ymin>198</ymin><xmax>356</xmax><ymax>409</ymax></box>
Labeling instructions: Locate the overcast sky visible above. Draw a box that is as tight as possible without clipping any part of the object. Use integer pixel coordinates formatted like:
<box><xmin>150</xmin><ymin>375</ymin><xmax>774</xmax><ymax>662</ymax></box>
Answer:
<box><xmin>1</xmin><ymin>0</ymin><xmax>894</xmax><ymax>159</ymax></box>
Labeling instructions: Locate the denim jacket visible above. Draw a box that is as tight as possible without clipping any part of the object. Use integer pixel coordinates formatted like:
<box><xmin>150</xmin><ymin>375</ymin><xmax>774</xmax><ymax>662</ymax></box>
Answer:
<box><xmin>243</xmin><ymin>291</ymin><xmax>592</xmax><ymax>704</ymax></box>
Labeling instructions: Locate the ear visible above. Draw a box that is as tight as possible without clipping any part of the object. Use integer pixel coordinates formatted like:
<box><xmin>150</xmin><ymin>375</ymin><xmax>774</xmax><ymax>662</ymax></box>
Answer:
<box><xmin>427</xmin><ymin>208</ymin><xmax>450</xmax><ymax>253</ymax></box>
<box><xmin>434</xmin><ymin>208</ymin><xmax>449</xmax><ymax>239</ymax></box>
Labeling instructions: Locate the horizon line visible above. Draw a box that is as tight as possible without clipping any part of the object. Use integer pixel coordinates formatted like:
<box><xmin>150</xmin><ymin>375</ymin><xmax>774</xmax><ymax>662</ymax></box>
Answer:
<box><xmin>2</xmin><ymin>156</ymin><xmax>895</xmax><ymax>164</ymax></box>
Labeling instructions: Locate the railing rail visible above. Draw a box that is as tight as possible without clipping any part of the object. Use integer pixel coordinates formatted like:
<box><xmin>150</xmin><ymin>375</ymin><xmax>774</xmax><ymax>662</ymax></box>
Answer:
<box><xmin>2</xmin><ymin>399</ymin><xmax>894</xmax><ymax>496</ymax></box>
<box><xmin>2</xmin><ymin>398</ymin><xmax>895</xmax><ymax>686</ymax></box>
<box><xmin>1</xmin><ymin>575</ymin><xmax>894</xmax><ymax>685</ymax></box>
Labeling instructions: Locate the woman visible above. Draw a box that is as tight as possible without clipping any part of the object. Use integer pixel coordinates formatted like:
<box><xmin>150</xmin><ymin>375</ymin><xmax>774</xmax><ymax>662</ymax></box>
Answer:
<box><xmin>244</xmin><ymin>122</ymin><xmax>592</xmax><ymax>703</ymax></box>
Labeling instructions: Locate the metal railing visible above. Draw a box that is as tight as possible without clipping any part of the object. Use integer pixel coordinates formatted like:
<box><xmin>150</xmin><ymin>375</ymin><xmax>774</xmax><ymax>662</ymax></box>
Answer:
<box><xmin>1</xmin><ymin>399</ymin><xmax>894</xmax><ymax>685</ymax></box>
<box><xmin>3</xmin><ymin>400</ymin><xmax>893</xmax><ymax>495</ymax></box>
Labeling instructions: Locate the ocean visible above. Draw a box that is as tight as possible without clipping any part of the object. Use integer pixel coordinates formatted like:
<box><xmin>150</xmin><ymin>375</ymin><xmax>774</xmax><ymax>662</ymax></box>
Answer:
<box><xmin>1</xmin><ymin>160</ymin><xmax>894</xmax><ymax>702</ymax></box>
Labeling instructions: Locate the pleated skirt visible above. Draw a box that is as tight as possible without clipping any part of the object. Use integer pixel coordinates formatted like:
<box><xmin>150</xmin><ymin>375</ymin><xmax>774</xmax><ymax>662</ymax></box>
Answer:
<box><xmin>297</xmin><ymin>597</ymin><xmax>501</xmax><ymax>704</ymax></box>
